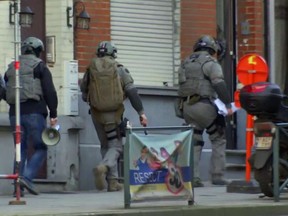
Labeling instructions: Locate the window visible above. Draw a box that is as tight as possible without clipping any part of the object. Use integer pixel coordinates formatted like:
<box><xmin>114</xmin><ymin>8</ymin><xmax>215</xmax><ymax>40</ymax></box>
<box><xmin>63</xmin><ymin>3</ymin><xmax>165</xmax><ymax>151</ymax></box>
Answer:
<box><xmin>111</xmin><ymin>0</ymin><xmax>180</xmax><ymax>87</ymax></box>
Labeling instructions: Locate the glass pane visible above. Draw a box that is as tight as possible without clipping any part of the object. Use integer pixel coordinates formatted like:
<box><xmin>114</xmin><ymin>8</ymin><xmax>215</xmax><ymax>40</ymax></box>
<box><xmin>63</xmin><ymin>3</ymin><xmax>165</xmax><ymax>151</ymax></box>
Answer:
<box><xmin>76</xmin><ymin>17</ymin><xmax>89</xmax><ymax>30</ymax></box>
<box><xmin>20</xmin><ymin>14</ymin><xmax>33</xmax><ymax>27</ymax></box>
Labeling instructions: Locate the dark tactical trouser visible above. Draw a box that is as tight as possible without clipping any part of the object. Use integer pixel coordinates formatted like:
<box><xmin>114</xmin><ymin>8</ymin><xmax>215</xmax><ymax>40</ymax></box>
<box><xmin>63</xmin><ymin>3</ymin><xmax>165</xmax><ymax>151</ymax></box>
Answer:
<box><xmin>183</xmin><ymin>100</ymin><xmax>226</xmax><ymax>181</ymax></box>
<box><xmin>91</xmin><ymin>109</ymin><xmax>123</xmax><ymax>180</ymax></box>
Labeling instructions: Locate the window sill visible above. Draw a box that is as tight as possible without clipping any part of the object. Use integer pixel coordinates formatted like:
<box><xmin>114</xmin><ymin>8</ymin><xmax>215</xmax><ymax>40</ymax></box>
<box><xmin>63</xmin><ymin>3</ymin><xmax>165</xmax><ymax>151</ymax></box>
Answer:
<box><xmin>136</xmin><ymin>86</ymin><xmax>178</xmax><ymax>97</ymax></box>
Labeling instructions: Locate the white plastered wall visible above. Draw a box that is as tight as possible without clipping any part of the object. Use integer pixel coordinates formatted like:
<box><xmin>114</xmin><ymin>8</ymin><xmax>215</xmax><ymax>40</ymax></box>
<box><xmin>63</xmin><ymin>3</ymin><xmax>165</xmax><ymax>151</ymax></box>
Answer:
<box><xmin>46</xmin><ymin>0</ymin><xmax>78</xmax><ymax>116</ymax></box>
<box><xmin>0</xmin><ymin>1</ymin><xmax>15</xmax><ymax>112</ymax></box>
<box><xmin>0</xmin><ymin>0</ymin><xmax>77</xmax><ymax>115</ymax></box>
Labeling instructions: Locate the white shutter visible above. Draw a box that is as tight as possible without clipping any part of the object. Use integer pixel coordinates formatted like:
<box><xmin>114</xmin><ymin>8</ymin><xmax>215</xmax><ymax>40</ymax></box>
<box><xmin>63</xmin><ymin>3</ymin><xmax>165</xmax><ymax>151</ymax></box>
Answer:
<box><xmin>111</xmin><ymin>0</ymin><xmax>180</xmax><ymax>87</ymax></box>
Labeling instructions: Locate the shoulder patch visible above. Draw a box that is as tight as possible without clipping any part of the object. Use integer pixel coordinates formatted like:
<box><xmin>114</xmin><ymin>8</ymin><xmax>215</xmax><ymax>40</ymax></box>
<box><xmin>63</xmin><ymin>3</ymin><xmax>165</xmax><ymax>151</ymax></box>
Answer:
<box><xmin>117</xmin><ymin>65</ymin><xmax>129</xmax><ymax>73</ymax></box>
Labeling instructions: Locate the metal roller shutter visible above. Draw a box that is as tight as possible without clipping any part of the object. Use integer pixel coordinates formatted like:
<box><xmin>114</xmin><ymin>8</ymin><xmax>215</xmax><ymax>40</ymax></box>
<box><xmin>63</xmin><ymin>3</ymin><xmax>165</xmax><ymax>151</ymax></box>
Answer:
<box><xmin>111</xmin><ymin>0</ymin><xmax>180</xmax><ymax>87</ymax></box>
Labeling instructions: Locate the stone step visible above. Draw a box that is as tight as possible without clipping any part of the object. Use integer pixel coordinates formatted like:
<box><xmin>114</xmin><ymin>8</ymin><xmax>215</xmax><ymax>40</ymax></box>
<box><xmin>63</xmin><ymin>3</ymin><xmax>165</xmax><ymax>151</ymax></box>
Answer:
<box><xmin>226</xmin><ymin>163</ymin><xmax>246</xmax><ymax>170</ymax></box>
<box><xmin>226</xmin><ymin>149</ymin><xmax>247</xmax><ymax>165</ymax></box>
<box><xmin>225</xmin><ymin>150</ymin><xmax>247</xmax><ymax>179</ymax></box>
<box><xmin>226</xmin><ymin>149</ymin><xmax>246</xmax><ymax>155</ymax></box>
<box><xmin>33</xmin><ymin>179</ymin><xmax>78</xmax><ymax>193</ymax></box>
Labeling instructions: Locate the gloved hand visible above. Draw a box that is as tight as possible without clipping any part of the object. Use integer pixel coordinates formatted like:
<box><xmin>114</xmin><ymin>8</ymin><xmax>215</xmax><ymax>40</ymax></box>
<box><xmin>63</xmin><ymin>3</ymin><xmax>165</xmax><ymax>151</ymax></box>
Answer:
<box><xmin>139</xmin><ymin>114</ymin><xmax>148</xmax><ymax>127</ymax></box>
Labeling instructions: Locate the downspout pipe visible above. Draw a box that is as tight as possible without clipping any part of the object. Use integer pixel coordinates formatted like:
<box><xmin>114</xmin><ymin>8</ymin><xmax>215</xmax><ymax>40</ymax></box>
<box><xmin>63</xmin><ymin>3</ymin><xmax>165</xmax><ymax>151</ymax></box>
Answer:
<box><xmin>223</xmin><ymin>0</ymin><xmax>237</xmax><ymax>149</ymax></box>
<box><xmin>267</xmin><ymin>0</ymin><xmax>275</xmax><ymax>82</ymax></box>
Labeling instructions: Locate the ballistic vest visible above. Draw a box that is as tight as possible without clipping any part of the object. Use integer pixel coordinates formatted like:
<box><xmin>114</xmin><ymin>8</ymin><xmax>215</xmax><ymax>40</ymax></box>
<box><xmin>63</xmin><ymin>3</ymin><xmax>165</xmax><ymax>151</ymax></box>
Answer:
<box><xmin>178</xmin><ymin>52</ymin><xmax>217</xmax><ymax>98</ymax></box>
<box><xmin>5</xmin><ymin>54</ymin><xmax>43</xmax><ymax>104</ymax></box>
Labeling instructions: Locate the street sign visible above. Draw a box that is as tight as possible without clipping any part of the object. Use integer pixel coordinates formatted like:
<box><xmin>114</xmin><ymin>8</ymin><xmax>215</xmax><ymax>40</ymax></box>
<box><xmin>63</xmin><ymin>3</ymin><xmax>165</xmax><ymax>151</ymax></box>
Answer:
<box><xmin>236</xmin><ymin>54</ymin><xmax>268</xmax><ymax>85</ymax></box>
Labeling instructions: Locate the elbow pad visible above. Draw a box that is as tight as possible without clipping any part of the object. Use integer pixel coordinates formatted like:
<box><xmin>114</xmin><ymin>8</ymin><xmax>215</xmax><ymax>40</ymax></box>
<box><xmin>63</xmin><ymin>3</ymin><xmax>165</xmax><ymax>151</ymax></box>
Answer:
<box><xmin>213</xmin><ymin>81</ymin><xmax>231</xmax><ymax>107</ymax></box>
<box><xmin>126</xmin><ymin>87</ymin><xmax>144</xmax><ymax>114</ymax></box>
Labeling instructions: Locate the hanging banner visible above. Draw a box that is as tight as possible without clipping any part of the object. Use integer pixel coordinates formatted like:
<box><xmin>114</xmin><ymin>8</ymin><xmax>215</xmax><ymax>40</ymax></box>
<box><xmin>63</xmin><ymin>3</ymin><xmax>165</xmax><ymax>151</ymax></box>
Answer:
<box><xmin>128</xmin><ymin>130</ymin><xmax>193</xmax><ymax>202</ymax></box>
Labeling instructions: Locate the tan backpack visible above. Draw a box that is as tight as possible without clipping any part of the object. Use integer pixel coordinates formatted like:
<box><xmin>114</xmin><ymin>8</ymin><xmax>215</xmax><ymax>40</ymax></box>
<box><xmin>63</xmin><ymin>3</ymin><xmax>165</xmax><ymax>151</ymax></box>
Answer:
<box><xmin>87</xmin><ymin>56</ymin><xmax>124</xmax><ymax>112</ymax></box>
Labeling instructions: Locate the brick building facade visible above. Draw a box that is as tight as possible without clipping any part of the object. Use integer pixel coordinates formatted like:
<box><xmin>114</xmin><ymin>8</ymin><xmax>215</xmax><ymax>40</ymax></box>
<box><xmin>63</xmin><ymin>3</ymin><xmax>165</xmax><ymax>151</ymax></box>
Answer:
<box><xmin>237</xmin><ymin>0</ymin><xmax>265</xmax><ymax>58</ymax></box>
<box><xmin>74</xmin><ymin>0</ymin><xmax>266</xmax><ymax>74</ymax></box>
<box><xmin>0</xmin><ymin>0</ymin><xmax>280</xmax><ymax>193</ymax></box>
<box><xmin>75</xmin><ymin>0</ymin><xmax>220</xmax><ymax>73</ymax></box>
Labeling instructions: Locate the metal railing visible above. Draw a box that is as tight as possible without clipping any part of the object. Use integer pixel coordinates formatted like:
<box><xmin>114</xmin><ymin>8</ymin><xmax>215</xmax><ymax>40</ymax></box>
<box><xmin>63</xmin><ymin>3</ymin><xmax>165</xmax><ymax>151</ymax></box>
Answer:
<box><xmin>273</xmin><ymin>123</ymin><xmax>288</xmax><ymax>202</ymax></box>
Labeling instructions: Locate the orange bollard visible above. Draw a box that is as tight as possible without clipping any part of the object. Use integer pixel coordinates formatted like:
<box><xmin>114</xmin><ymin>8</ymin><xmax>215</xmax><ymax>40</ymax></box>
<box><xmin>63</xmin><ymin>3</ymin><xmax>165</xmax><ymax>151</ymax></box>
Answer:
<box><xmin>245</xmin><ymin>114</ymin><xmax>254</xmax><ymax>182</ymax></box>
<box><xmin>234</xmin><ymin>90</ymin><xmax>241</xmax><ymax>108</ymax></box>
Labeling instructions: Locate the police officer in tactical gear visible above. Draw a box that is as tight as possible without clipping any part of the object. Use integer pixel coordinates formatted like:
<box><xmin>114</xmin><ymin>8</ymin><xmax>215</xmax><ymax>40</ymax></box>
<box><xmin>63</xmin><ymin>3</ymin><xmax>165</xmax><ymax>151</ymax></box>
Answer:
<box><xmin>177</xmin><ymin>35</ymin><xmax>233</xmax><ymax>187</ymax></box>
<box><xmin>80</xmin><ymin>41</ymin><xmax>148</xmax><ymax>192</ymax></box>
<box><xmin>2</xmin><ymin>36</ymin><xmax>58</xmax><ymax>196</ymax></box>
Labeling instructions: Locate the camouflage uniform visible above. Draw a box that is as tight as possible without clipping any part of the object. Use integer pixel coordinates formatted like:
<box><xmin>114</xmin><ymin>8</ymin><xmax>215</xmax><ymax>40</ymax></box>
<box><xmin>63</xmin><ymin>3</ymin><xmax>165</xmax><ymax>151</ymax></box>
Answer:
<box><xmin>178</xmin><ymin>48</ymin><xmax>231</xmax><ymax>186</ymax></box>
<box><xmin>81</xmin><ymin>55</ymin><xmax>145</xmax><ymax>191</ymax></box>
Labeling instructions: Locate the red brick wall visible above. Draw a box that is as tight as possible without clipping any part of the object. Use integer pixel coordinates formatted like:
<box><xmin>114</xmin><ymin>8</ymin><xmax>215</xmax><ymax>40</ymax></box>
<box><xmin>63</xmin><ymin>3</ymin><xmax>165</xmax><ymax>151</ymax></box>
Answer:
<box><xmin>180</xmin><ymin>0</ymin><xmax>217</xmax><ymax>60</ymax></box>
<box><xmin>75</xmin><ymin>0</ymin><xmax>111</xmax><ymax>73</ymax></box>
<box><xmin>237</xmin><ymin>0</ymin><xmax>265</xmax><ymax>58</ymax></box>
<box><xmin>77</xmin><ymin>0</ymin><xmax>219</xmax><ymax>70</ymax></box>
<box><xmin>76</xmin><ymin>1</ymin><xmax>265</xmax><ymax>72</ymax></box>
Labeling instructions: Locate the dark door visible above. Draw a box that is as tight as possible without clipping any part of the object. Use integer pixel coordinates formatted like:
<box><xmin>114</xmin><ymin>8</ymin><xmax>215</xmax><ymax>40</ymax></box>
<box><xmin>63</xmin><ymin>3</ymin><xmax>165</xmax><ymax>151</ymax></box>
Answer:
<box><xmin>21</xmin><ymin>0</ymin><xmax>47</xmax><ymax>179</ymax></box>
<box><xmin>21</xmin><ymin>0</ymin><xmax>46</xmax><ymax>62</ymax></box>
<box><xmin>221</xmin><ymin>0</ymin><xmax>237</xmax><ymax>149</ymax></box>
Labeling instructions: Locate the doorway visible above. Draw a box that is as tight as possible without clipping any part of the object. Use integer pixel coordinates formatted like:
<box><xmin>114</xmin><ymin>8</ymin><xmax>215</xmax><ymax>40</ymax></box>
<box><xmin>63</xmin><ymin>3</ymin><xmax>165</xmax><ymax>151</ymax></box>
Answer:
<box><xmin>21</xmin><ymin>0</ymin><xmax>47</xmax><ymax>179</ymax></box>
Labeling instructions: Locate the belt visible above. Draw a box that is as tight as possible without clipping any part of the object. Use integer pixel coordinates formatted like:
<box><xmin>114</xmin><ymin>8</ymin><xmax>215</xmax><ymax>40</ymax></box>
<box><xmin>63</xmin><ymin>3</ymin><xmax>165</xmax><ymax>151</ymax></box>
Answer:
<box><xmin>182</xmin><ymin>96</ymin><xmax>210</xmax><ymax>103</ymax></box>
<box><xmin>199</xmin><ymin>98</ymin><xmax>211</xmax><ymax>103</ymax></box>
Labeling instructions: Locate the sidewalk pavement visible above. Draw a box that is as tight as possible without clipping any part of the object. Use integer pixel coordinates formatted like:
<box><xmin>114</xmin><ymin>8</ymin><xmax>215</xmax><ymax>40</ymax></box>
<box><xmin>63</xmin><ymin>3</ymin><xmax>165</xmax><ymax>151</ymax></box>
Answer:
<box><xmin>0</xmin><ymin>182</ymin><xmax>288</xmax><ymax>216</ymax></box>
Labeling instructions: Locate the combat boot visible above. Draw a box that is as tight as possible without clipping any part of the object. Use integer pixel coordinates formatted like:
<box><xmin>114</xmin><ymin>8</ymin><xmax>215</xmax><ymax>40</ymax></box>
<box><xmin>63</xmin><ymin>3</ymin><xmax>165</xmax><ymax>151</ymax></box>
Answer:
<box><xmin>193</xmin><ymin>177</ymin><xmax>204</xmax><ymax>187</ymax></box>
<box><xmin>212</xmin><ymin>179</ymin><xmax>230</xmax><ymax>185</ymax></box>
<box><xmin>211</xmin><ymin>174</ymin><xmax>231</xmax><ymax>186</ymax></box>
<box><xmin>93</xmin><ymin>165</ymin><xmax>108</xmax><ymax>190</ymax></box>
<box><xmin>107</xmin><ymin>179</ymin><xmax>123</xmax><ymax>192</ymax></box>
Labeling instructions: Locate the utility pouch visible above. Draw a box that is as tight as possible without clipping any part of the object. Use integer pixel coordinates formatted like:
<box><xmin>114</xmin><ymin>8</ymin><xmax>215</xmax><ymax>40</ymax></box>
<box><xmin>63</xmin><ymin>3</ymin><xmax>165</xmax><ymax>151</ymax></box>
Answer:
<box><xmin>119</xmin><ymin>117</ymin><xmax>129</xmax><ymax>137</ymax></box>
<box><xmin>174</xmin><ymin>98</ymin><xmax>184</xmax><ymax>119</ymax></box>
<box><xmin>215</xmin><ymin>114</ymin><xmax>226</xmax><ymax>128</ymax></box>
<box><xmin>187</xmin><ymin>95</ymin><xmax>201</xmax><ymax>105</ymax></box>
<box><xmin>215</xmin><ymin>114</ymin><xmax>226</xmax><ymax>135</ymax></box>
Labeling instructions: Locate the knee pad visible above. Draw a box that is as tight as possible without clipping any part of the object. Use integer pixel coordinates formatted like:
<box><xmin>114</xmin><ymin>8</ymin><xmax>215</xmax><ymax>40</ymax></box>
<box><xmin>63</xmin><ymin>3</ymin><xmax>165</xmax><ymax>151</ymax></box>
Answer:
<box><xmin>105</xmin><ymin>127</ymin><xmax>119</xmax><ymax>141</ymax></box>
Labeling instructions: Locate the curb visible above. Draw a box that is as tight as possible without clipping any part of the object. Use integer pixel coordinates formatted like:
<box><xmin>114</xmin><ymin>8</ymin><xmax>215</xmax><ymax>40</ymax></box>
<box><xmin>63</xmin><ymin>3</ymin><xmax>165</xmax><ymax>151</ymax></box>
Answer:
<box><xmin>27</xmin><ymin>204</ymin><xmax>288</xmax><ymax>216</ymax></box>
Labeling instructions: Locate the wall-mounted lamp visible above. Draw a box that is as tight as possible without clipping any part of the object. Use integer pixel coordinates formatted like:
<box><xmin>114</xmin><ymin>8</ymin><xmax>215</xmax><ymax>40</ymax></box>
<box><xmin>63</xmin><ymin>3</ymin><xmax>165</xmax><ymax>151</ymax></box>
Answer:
<box><xmin>9</xmin><ymin>3</ymin><xmax>34</xmax><ymax>27</ymax></box>
<box><xmin>66</xmin><ymin>1</ymin><xmax>91</xmax><ymax>30</ymax></box>
<box><xmin>19</xmin><ymin>6</ymin><xmax>34</xmax><ymax>27</ymax></box>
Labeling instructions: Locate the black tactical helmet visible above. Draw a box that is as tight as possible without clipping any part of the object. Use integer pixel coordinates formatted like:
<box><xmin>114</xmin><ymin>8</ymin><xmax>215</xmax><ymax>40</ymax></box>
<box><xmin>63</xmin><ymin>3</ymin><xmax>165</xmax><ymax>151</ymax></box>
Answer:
<box><xmin>21</xmin><ymin>37</ymin><xmax>44</xmax><ymax>57</ymax></box>
<box><xmin>97</xmin><ymin>41</ymin><xmax>117</xmax><ymax>58</ymax></box>
<box><xmin>193</xmin><ymin>35</ymin><xmax>218</xmax><ymax>54</ymax></box>
<box><xmin>215</xmin><ymin>38</ymin><xmax>226</xmax><ymax>61</ymax></box>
